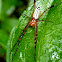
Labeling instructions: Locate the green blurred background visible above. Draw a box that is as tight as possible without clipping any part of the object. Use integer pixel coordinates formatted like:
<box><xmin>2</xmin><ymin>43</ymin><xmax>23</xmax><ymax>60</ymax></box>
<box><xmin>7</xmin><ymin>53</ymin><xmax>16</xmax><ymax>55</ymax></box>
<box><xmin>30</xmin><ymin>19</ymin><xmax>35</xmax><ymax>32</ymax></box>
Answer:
<box><xmin>0</xmin><ymin>0</ymin><xmax>29</xmax><ymax>62</ymax></box>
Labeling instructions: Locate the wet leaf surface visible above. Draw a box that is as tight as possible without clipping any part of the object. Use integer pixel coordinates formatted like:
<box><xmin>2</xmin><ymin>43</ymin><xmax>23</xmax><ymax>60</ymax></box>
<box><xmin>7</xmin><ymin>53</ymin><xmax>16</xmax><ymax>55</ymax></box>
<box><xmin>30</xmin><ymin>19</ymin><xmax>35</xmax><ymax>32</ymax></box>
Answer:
<box><xmin>7</xmin><ymin>0</ymin><xmax>62</xmax><ymax>62</ymax></box>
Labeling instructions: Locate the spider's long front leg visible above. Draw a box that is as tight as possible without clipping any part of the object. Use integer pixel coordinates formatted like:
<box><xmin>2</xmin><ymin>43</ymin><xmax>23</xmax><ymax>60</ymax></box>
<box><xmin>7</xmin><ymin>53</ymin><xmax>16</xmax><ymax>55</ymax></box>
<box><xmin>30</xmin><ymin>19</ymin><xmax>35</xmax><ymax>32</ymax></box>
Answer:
<box><xmin>32</xmin><ymin>0</ymin><xmax>36</xmax><ymax>17</ymax></box>
<box><xmin>10</xmin><ymin>29</ymin><xmax>26</xmax><ymax>54</ymax></box>
<box><xmin>34</xmin><ymin>21</ymin><xmax>37</xmax><ymax>62</ymax></box>
<box><xmin>11</xmin><ymin>21</ymin><xmax>30</xmax><ymax>61</ymax></box>
<box><xmin>38</xmin><ymin>2</ymin><xmax>62</xmax><ymax>19</ymax></box>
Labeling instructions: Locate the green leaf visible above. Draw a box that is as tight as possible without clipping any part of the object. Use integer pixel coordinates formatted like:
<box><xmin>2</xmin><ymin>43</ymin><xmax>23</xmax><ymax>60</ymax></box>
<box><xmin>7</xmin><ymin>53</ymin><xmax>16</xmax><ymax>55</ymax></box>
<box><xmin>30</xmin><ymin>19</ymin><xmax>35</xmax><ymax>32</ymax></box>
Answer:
<box><xmin>7</xmin><ymin>0</ymin><xmax>62</xmax><ymax>62</ymax></box>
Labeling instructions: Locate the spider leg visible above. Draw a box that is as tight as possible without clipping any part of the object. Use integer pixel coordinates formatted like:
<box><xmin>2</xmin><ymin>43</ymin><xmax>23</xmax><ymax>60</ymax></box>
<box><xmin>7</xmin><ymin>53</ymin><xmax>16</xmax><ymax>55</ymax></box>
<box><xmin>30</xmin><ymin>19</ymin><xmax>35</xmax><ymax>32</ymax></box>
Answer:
<box><xmin>10</xmin><ymin>41</ymin><xmax>18</xmax><ymax>54</ymax></box>
<box><xmin>34</xmin><ymin>21</ymin><xmax>37</xmax><ymax>62</ymax></box>
<box><xmin>38</xmin><ymin>2</ymin><xmax>62</xmax><ymax>19</ymax></box>
<box><xmin>22</xmin><ymin>14</ymin><xmax>31</xmax><ymax>19</ymax></box>
<box><xmin>10</xmin><ymin>30</ymin><xmax>25</xmax><ymax>54</ymax></box>
<box><xmin>10</xmin><ymin>22</ymin><xmax>30</xmax><ymax>54</ymax></box>
<box><xmin>41</xmin><ymin>20</ymin><xmax>53</xmax><ymax>23</ymax></box>
<box><xmin>11</xmin><ymin>21</ymin><xmax>30</xmax><ymax>61</ymax></box>
<box><xmin>32</xmin><ymin>0</ymin><xmax>36</xmax><ymax>17</ymax></box>
<box><xmin>12</xmin><ymin>42</ymin><xmax>19</xmax><ymax>62</ymax></box>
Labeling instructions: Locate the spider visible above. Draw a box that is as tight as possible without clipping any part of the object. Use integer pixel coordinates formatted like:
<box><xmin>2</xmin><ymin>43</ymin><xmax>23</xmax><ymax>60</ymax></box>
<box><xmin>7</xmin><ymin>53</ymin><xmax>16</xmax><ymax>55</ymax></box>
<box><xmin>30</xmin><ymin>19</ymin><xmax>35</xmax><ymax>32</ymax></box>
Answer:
<box><xmin>10</xmin><ymin>0</ymin><xmax>62</xmax><ymax>62</ymax></box>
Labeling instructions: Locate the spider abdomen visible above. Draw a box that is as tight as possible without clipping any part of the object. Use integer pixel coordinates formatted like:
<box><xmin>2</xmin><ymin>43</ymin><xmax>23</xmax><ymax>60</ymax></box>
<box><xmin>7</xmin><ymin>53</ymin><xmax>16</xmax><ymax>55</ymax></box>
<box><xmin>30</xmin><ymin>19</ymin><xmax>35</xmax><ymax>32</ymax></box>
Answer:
<box><xmin>29</xmin><ymin>18</ymin><xmax>37</xmax><ymax>27</ymax></box>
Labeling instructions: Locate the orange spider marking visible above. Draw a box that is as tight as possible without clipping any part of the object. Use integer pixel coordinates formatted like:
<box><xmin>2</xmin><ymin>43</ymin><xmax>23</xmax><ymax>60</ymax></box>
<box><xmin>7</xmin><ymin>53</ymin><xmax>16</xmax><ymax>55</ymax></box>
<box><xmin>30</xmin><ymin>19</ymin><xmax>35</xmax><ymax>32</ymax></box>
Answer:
<box><xmin>29</xmin><ymin>18</ymin><xmax>37</xmax><ymax>27</ymax></box>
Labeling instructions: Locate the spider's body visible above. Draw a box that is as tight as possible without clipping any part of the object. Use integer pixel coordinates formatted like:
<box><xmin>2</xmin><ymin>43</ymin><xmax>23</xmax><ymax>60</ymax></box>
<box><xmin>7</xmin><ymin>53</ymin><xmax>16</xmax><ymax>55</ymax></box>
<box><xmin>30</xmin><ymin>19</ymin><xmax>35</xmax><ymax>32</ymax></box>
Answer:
<box><xmin>29</xmin><ymin>7</ymin><xmax>40</xmax><ymax>27</ymax></box>
<box><xmin>33</xmin><ymin>7</ymin><xmax>40</xmax><ymax>19</ymax></box>
<box><xmin>29</xmin><ymin>18</ymin><xmax>37</xmax><ymax>27</ymax></box>
<box><xmin>10</xmin><ymin>0</ymin><xmax>62</xmax><ymax>62</ymax></box>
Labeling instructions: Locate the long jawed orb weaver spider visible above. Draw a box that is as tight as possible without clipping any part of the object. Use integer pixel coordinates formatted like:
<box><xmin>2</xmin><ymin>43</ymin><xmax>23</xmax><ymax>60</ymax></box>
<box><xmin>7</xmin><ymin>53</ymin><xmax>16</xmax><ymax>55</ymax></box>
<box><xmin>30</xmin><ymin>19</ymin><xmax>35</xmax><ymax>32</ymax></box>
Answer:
<box><xmin>10</xmin><ymin>0</ymin><xmax>62</xmax><ymax>62</ymax></box>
